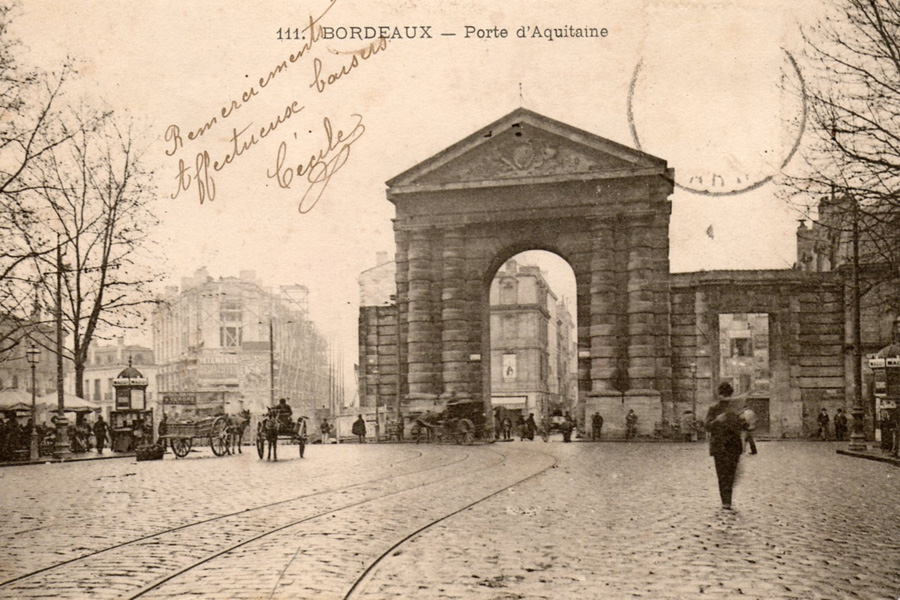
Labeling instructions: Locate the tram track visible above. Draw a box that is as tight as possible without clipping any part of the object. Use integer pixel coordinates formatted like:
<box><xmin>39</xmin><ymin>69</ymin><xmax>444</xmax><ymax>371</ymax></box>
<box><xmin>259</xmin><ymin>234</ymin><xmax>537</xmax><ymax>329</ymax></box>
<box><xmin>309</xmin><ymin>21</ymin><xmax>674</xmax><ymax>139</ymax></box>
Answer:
<box><xmin>0</xmin><ymin>447</ymin><xmax>460</xmax><ymax>590</ymax></box>
<box><xmin>0</xmin><ymin>444</ymin><xmax>557</xmax><ymax>600</ymax></box>
<box><xmin>128</xmin><ymin>445</ymin><xmax>557</xmax><ymax>600</ymax></box>
<box><xmin>125</xmin><ymin>446</ymin><xmax>521</xmax><ymax>600</ymax></box>
<box><xmin>0</xmin><ymin>447</ymin><xmax>427</xmax><ymax>540</ymax></box>
<box><xmin>341</xmin><ymin>448</ymin><xmax>558</xmax><ymax>600</ymax></box>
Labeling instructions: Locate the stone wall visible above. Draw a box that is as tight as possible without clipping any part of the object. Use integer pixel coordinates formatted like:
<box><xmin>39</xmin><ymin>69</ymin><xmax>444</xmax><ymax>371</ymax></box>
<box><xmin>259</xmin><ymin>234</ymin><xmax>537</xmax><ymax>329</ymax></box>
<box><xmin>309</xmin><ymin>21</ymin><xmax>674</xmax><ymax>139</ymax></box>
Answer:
<box><xmin>670</xmin><ymin>270</ymin><xmax>846</xmax><ymax>438</ymax></box>
<box><xmin>358</xmin><ymin>305</ymin><xmax>400</xmax><ymax>413</ymax></box>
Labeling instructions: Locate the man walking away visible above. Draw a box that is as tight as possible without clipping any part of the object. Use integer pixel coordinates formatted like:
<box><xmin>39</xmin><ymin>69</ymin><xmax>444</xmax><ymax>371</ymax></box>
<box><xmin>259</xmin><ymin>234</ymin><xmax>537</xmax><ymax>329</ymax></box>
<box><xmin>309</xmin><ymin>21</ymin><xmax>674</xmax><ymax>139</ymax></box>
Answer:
<box><xmin>739</xmin><ymin>404</ymin><xmax>758</xmax><ymax>455</ymax></box>
<box><xmin>94</xmin><ymin>416</ymin><xmax>109</xmax><ymax>454</ymax></box>
<box><xmin>320</xmin><ymin>419</ymin><xmax>331</xmax><ymax>445</ymax></box>
<box><xmin>706</xmin><ymin>382</ymin><xmax>744</xmax><ymax>510</ymax></box>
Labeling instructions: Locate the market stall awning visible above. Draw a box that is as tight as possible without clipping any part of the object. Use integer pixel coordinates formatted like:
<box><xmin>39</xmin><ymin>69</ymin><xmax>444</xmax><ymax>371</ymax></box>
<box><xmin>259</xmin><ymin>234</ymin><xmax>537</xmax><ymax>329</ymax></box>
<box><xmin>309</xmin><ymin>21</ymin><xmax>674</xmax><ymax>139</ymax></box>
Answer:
<box><xmin>36</xmin><ymin>392</ymin><xmax>101</xmax><ymax>413</ymax></box>
<box><xmin>0</xmin><ymin>389</ymin><xmax>32</xmax><ymax>410</ymax></box>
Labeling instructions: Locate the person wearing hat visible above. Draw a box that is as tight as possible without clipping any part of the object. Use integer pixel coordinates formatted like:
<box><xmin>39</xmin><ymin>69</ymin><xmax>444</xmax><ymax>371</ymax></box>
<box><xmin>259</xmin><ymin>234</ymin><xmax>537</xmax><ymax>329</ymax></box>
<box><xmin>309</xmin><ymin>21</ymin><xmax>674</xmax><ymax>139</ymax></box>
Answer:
<box><xmin>705</xmin><ymin>381</ymin><xmax>744</xmax><ymax>510</ymax></box>
<box><xmin>274</xmin><ymin>398</ymin><xmax>293</xmax><ymax>431</ymax></box>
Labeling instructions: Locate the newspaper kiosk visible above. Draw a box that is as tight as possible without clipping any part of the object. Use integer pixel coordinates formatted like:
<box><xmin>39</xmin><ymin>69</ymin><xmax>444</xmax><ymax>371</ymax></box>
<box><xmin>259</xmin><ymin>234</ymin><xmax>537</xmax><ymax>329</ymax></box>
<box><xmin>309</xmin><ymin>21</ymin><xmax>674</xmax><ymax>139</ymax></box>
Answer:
<box><xmin>110</xmin><ymin>359</ymin><xmax>153</xmax><ymax>452</ymax></box>
<box><xmin>869</xmin><ymin>322</ymin><xmax>900</xmax><ymax>454</ymax></box>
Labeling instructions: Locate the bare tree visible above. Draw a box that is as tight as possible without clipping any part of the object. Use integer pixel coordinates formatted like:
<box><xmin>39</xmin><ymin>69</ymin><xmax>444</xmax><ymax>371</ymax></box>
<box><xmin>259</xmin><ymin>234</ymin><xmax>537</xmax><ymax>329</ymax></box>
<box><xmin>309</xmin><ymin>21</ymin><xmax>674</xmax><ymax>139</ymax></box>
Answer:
<box><xmin>786</xmin><ymin>0</ymin><xmax>900</xmax><ymax>308</ymax></box>
<box><xmin>0</xmin><ymin>3</ymin><xmax>76</xmax><ymax>356</ymax></box>
<box><xmin>28</xmin><ymin>111</ymin><xmax>160</xmax><ymax>397</ymax></box>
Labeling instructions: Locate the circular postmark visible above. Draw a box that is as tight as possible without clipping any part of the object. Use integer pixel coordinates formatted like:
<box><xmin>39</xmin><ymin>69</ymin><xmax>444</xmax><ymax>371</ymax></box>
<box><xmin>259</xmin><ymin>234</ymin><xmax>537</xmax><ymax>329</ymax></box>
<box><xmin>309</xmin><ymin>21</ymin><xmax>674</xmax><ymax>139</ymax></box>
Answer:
<box><xmin>627</xmin><ymin>50</ymin><xmax>807</xmax><ymax>197</ymax></box>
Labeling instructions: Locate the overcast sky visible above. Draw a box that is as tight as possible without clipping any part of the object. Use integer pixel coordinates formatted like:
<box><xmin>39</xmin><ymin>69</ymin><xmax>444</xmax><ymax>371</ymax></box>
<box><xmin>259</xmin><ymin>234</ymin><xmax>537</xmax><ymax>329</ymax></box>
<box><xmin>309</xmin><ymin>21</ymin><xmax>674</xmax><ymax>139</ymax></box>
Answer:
<box><xmin>10</xmin><ymin>0</ymin><xmax>824</xmax><ymax>395</ymax></box>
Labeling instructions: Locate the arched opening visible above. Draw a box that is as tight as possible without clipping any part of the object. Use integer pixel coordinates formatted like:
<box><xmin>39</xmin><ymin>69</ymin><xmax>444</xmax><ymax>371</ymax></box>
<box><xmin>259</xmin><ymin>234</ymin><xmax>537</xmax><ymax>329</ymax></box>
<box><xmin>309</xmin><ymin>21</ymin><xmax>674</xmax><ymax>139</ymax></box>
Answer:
<box><xmin>485</xmin><ymin>250</ymin><xmax>578</xmax><ymax>440</ymax></box>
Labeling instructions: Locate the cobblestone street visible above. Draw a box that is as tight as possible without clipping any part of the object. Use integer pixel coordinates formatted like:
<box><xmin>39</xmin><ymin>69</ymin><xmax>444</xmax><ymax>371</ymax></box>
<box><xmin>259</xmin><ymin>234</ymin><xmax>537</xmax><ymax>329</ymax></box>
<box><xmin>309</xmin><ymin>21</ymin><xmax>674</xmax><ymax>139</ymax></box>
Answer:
<box><xmin>0</xmin><ymin>440</ymin><xmax>897</xmax><ymax>599</ymax></box>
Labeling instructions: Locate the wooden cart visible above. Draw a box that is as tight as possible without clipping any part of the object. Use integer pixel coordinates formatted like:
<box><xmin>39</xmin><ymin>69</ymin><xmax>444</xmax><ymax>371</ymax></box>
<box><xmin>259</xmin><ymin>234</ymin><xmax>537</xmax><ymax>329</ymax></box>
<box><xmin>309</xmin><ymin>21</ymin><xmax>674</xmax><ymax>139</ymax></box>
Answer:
<box><xmin>162</xmin><ymin>415</ymin><xmax>230</xmax><ymax>458</ymax></box>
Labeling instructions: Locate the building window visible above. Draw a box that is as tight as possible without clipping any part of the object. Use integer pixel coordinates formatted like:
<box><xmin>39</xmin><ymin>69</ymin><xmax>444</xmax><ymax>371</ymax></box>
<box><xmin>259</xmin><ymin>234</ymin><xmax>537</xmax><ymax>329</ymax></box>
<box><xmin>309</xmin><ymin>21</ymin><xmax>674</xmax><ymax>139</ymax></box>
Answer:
<box><xmin>94</xmin><ymin>379</ymin><xmax>101</xmax><ymax>402</ymax></box>
<box><xmin>220</xmin><ymin>326</ymin><xmax>242</xmax><ymax>348</ymax></box>
<box><xmin>731</xmin><ymin>338</ymin><xmax>752</xmax><ymax>357</ymax></box>
<box><xmin>220</xmin><ymin>299</ymin><xmax>242</xmax><ymax>322</ymax></box>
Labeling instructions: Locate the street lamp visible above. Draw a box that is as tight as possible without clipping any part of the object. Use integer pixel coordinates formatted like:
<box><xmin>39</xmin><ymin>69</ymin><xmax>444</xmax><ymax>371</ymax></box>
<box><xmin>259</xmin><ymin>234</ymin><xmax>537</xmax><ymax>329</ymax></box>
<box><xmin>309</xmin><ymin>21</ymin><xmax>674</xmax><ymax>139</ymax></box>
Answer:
<box><xmin>26</xmin><ymin>343</ymin><xmax>40</xmax><ymax>460</ymax></box>
<box><xmin>689</xmin><ymin>362</ymin><xmax>698</xmax><ymax>442</ymax></box>
<box><xmin>373</xmin><ymin>366</ymin><xmax>380</xmax><ymax>443</ymax></box>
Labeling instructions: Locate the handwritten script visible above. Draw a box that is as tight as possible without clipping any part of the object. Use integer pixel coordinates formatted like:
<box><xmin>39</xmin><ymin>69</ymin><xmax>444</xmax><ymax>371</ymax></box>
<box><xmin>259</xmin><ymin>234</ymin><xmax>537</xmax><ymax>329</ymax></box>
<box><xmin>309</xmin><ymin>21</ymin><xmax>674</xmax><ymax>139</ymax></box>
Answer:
<box><xmin>267</xmin><ymin>115</ymin><xmax>365</xmax><ymax>214</ymax></box>
<box><xmin>162</xmin><ymin>0</ymin><xmax>387</xmax><ymax>214</ymax></box>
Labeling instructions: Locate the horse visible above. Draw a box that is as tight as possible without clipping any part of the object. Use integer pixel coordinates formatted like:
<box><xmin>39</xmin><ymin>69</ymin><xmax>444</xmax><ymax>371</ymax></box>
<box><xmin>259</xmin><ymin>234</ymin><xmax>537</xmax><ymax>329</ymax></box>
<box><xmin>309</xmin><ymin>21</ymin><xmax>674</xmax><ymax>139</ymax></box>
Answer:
<box><xmin>226</xmin><ymin>409</ymin><xmax>250</xmax><ymax>455</ymax></box>
<box><xmin>259</xmin><ymin>410</ymin><xmax>280</xmax><ymax>461</ymax></box>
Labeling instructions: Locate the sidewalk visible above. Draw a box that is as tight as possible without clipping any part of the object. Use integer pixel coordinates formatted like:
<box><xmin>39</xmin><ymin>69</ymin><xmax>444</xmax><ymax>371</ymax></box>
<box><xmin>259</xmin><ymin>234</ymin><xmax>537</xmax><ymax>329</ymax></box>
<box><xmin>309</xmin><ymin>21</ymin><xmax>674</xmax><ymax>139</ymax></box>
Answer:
<box><xmin>836</xmin><ymin>447</ymin><xmax>900</xmax><ymax>467</ymax></box>
<box><xmin>0</xmin><ymin>450</ymin><xmax>135</xmax><ymax>468</ymax></box>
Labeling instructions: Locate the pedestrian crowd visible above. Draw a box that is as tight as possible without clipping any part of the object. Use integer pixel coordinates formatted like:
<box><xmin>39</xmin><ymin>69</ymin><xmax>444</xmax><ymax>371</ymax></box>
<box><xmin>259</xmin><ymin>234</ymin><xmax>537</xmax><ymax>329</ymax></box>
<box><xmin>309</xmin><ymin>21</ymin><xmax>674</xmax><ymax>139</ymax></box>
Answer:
<box><xmin>0</xmin><ymin>413</ymin><xmax>113</xmax><ymax>460</ymax></box>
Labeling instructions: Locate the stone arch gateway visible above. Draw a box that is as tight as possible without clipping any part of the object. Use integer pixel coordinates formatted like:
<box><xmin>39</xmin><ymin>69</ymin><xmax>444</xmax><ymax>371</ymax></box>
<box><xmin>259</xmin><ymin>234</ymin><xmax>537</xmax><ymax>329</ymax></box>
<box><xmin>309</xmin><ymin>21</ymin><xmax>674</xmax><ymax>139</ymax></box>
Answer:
<box><xmin>386</xmin><ymin>109</ymin><xmax>676</xmax><ymax>432</ymax></box>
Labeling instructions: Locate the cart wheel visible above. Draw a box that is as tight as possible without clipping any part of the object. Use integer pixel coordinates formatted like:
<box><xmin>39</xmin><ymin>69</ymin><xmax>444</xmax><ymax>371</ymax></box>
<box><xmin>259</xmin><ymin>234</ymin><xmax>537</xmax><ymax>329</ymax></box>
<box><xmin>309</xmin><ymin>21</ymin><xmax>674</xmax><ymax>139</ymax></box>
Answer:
<box><xmin>256</xmin><ymin>429</ymin><xmax>265</xmax><ymax>459</ymax></box>
<box><xmin>298</xmin><ymin>437</ymin><xmax>305</xmax><ymax>458</ymax></box>
<box><xmin>210</xmin><ymin>416</ymin><xmax>229</xmax><ymax>457</ymax></box>
<box><xmin>171</xmin><ymin>438</ymin><xmax>190</xmax><ymax>458</ymax></box>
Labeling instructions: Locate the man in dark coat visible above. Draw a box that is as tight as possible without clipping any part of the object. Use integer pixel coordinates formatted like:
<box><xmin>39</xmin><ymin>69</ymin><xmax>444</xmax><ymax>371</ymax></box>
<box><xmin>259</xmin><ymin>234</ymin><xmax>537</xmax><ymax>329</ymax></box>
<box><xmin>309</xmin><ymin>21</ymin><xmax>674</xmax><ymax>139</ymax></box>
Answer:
<box><xmin>591</xmin><ymin>412</ymin><xmax>604</xmax><ymax>441</ymax></box>
<box><xmin>817</xmin><ymin>408</ymin><xmax>830</xmax><ymax>440</ymax></box>
<box><xmin>525</xmin><ymin>413</ymin><xmax>537</xmax><ymax>441</ymax></box>
<box><xmin>706</xmin><ymin>382</ymin><xmax>744</xmax><ymax>510</ymax></box>
<box><xmin>352</xmin><ymin>414</ymin><xmax>367</xmax><ymax>443</ymax></box>
<box><xmin>93</xmin><ymin>416</ymin><xmax>109</xmax><ymax>454</ymax></box>
<box><xmin>834</xmin><ymin>408</ymin><xmax>848</xmax><ymax>441</ymax></box>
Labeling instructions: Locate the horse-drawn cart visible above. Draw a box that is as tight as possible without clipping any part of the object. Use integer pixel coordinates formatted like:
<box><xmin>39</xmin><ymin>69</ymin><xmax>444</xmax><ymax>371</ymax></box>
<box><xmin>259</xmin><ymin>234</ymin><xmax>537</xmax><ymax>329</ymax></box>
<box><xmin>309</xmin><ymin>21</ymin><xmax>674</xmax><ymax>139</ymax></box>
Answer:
<box><xmin>409</xmin><ymin>398</ymin><xmax>483</xmax><ymax>445</ymax></box>
<box><xmin>162</xmin><ymin>415</ymin><xmax>230</xmax><ymax>458</ymax></box>
<box><xmin>256</xmin><ymin>411</ymin><xmax>307</xmax><ymax>460</ymax></box>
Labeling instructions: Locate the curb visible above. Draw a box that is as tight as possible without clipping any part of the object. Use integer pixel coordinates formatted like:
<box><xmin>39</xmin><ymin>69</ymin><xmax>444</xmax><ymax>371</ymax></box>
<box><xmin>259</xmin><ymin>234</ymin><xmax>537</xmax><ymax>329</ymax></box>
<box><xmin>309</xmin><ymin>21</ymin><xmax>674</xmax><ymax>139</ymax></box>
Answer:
<box><xmin>836</xmin><ymin>449</ymin><xmax>900</xmax><ymax>468</ymax></box>
<box><xmin>0</xmin><ymin>452</ymin><xmax>136</xmax><ymax>468</ymax></box>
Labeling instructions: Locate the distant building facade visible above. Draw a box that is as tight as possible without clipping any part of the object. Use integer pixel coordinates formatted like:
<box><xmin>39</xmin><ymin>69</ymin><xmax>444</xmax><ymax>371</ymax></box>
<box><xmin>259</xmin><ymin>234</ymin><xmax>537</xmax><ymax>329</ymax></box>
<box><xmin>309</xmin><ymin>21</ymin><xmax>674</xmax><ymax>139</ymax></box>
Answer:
<box><xmin>64</xmin><ymin>338</ymin><xmax>158</xmax><ymax>418</ymax></box>
<box><xmin>358</xmin><ymin>254</ymin><xmax>577</xmax><ymax>425</ymax></box>
<box><xmin>489</xmin><ymin>259</ymin><xmax>577</xmax><ymax>422</ymax></box>
<box><xmin>0</xmin><ymin>320</ymin><xmax>58</xmax><ymax>398</ymax></box>
<box><xmin>151</xmin><ymin>268</ymin><xmax>336</xmax><ymax>422</ymax></box>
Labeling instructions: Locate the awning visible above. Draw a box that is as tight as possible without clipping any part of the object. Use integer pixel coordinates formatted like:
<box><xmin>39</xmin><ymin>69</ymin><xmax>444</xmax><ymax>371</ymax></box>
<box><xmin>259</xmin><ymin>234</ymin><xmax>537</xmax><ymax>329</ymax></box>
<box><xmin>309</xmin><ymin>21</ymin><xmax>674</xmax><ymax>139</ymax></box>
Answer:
<box><xmin>36</xmin><ymin>392</ymin><xmax>102</xmax><ymax>412</ymax></box>
<box><xmin>492</xmin><ymin>396</ymin><xmax>527</xmax><ymax>410</ymax></box>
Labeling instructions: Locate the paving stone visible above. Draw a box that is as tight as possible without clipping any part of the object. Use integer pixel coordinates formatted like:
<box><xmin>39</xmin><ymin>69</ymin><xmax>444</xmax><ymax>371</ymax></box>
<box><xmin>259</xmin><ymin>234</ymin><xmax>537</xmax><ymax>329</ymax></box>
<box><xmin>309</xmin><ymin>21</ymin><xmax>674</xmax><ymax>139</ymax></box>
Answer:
<box><xmin>0</xmin><ymin>441</ymin><xmax>897</xmax><ymax>599</ymax></box>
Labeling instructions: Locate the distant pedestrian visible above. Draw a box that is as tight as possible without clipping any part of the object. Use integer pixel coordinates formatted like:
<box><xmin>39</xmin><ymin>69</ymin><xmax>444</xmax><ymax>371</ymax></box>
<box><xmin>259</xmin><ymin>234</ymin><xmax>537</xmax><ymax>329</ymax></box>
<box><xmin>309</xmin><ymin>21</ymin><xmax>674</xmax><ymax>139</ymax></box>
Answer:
<box><xmin>320</xmin><ymin>419</ymin><xmax>331</xmax><ymax>445</ymax></box>
<box><xmin>502</xmin><ymin>417</ymin><xmax>512</xmax><ymax>441</ymax></box>
<box><xmin>739</xmin><ymin>404</ymin><xmax>758</xmax><ymax>455</ymax></box>
<box><xmin>516</xmin><ymin>414</ymin><xmax>526</xmax><ymax>441</ymax></box>
<box><xmin>591</xmin><ymin>412</ymin><xmax>604</xmax><ymax>441</ymax></box>
<box><xmin>352</xmin><ymin>414</ymin><xmax>367</xmax><ymax>443</ymax></box>
<box><xmin>158</xmin><ymin>414</ymin><xmax>168</xmax><ymax>451</ymax></box>
<box><xmin>817</xmin><ymin>408</ymin><xmax>830</xmax><ymax>441</ymax></box>
<box><xmin>706</xmin><ymin>382</ymin><xmax>743</xmax><ymax>510</ymax></box>
<box><xmin>625</xmin><ymin>410</ymin><xmax>638</xmax><ymax>440</ymax></box>
<box><xmin>297</xmin><ymin>416</ymin><xmax>308</xmax><ymax>458</ymax></box>
<box><xmin>834</xmin><ymin>408</ymin><xmax>848</xmax><ymax>441</ymax></box>
<box><xmin>93</xmin><ymin>416</ymin><xmax>109</xmax><ymax>454</ymax></box>
<box><xmin>525</xmin><ymin>413</ymin><xmax>537</xmax><ymax>441</ymax></box>
<box><xmin>561</xmin><ymin>412</ymin><xmax>575</xmax><ymax>443</ymax></box>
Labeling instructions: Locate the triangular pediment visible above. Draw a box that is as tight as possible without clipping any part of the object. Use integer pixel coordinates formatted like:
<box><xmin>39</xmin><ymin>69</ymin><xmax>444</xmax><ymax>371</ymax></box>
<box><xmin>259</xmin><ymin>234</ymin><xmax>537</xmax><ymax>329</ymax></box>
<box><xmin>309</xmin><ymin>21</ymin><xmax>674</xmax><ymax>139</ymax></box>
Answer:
<box><xmin>387</xmin><ymin>108</ymin><xmax>668</xmax><ymax>194</ymax></box>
